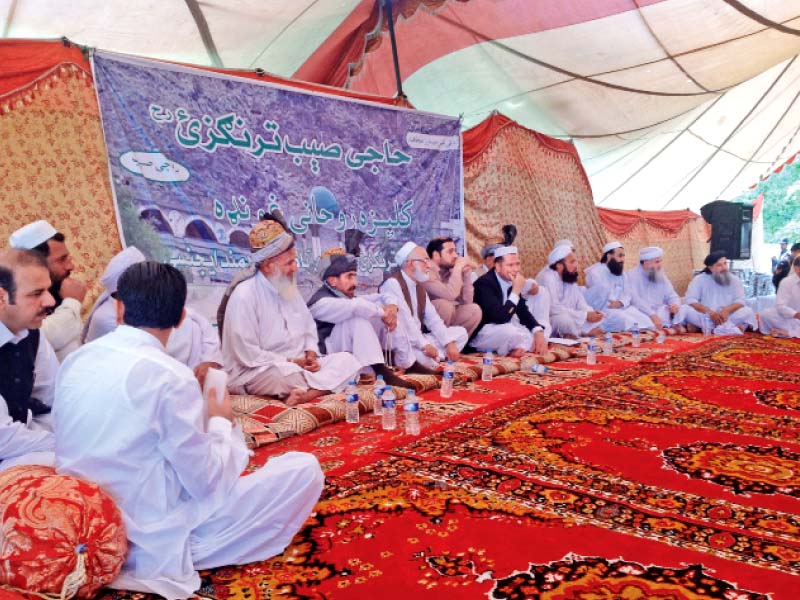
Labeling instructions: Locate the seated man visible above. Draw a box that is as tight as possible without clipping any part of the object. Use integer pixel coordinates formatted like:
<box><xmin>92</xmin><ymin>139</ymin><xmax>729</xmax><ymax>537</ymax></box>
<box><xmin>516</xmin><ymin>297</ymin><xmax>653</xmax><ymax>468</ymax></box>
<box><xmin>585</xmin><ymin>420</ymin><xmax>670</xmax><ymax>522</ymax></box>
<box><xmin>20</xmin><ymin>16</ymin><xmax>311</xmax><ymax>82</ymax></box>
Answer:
<box><xmin>473</xmin><ymin>240</ymin><xmax>503</xmax><ymax>281</ymax></box>
<box><xmin>222</xmin><ymin>220</ymin><xmax>360</xmax><ymax>405</ymax></box>
<box><xmin>472</xmin><ymin>246</ymin><xmax>548</xmax><ymax>357</ymax></box>
<box><xmin>585</xmin><ymin>242</ymin><xmax>654</xmax><ymax>332</ymax></box>
<box><xmin>307</xmin><ymin>248</ymin><xmax>412</xmax><ymax>388</ymax></box>
<box><xmin>54</xmin><ymin>261</ymin><xmax>323</xmax><ymax>598</ymax></box>
<box><xmin>379</xmin><ymin>242</ymin><xmax>468</xmax><ymax>370</ymax></box>
<box><xmin>422</xmin><ymin>237</ymin><xmax>482</xmax><ymax>337</ymax></box>
<box><xmin>10</xmin><ymin>220</ymin><xmax>88</xmax><ymax>361</ymax></box>
<box><xmin>772</xmin><ymin>242</ymin><xmax>800</xmax><ymax>291</ymax></box>
<box><xmin>83</xmin><ymin>246</ymin><xmax>223</xmax><ymax>383</ymax></box>
<box><xmin>0</xmin><ymin>252</ymin><xmax>57</xmax><ymax>470</ymax></box>
<box><xmin>625</xmin><ymin>246</ymin><xmax>688</xmax><ymax>332</ymax></box>
<box><xmin>537</xmin><ymin>245</ymin><xmax>605</xmax><ymax>338</ymax></box>
<box><xmin>760</xmin><ymin>256</ymin><xmax>800</xmax><ymax>337</ymax></box>
<box><xmin>685</xmin><ymin>251</ymin><xmax>757</xmax><ymax>335</ymax></box>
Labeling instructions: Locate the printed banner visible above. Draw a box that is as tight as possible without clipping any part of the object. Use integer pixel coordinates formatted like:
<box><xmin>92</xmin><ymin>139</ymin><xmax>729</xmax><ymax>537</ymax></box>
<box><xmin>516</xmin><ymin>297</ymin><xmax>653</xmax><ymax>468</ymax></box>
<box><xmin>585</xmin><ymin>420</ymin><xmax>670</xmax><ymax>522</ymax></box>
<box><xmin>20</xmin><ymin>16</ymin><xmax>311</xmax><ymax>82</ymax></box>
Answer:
<box><xmin>92</xmin><ymin>52</ymin><xmax>463</xmax><ymax>320</ymax></box>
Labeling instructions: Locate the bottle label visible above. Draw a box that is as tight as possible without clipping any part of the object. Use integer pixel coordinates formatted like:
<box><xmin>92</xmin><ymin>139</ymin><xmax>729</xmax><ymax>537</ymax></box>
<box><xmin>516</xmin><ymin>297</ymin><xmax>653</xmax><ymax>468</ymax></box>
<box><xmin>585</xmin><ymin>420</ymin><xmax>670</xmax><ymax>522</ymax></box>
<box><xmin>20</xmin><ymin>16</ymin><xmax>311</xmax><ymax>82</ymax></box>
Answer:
<box><xmin>347</xmin><ymin>393</ymin><xmax>358</xmax><ymax>403</ymax></box>
<box><xmin>382</xmin><ymin>399</ymin><xmax>395</xmax><ymax>409</ymax></box>
<box><xmin>444</xmin><ymin>371</ymin><xmax>455</xmax><ymax>380</ymax></box>
<box><xmin>404</xmin><ymin>402</ymin><xmax>419</xmax><ymax>412</ymax></box>
<box><xmin>483</xmin><ymin>358</ymin><xmax>492</xmax><ymax>365</ymax></box>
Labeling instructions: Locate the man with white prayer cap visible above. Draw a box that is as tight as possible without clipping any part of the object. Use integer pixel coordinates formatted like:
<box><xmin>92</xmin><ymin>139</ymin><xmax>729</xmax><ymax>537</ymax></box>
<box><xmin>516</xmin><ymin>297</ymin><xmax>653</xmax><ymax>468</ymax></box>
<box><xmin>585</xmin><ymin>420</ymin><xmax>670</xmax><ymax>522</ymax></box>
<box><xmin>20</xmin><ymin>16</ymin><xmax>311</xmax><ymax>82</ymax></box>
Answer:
<box><xmin>54</xmin><ymin>261</ymin><xmax>323</xmax><ymax>598</ymax></box>
<box><xmin>685</xmin><ymin>251</ymin><xmax>757</xmax><ymax>335</ymax></box>
<box><xmin>625</xmin><ymin>246</ymin><xmax>688</xmax><ymax>332</ymax></box>
<box><xmin>9</xmin><ymin>220</ymin><xmax>87</xmax><ymax>360</ymax></box>
<box><xmin>585</xmin><ymin>242</ymin><xmax>654</xmax><ymax>332</ymax></box>
<box><xmin>760</xmin><ymin>256</ymin><xmax>800</xmax><ymax>337</ymax></box>
<box><xmin>222</xmin><ymin>220</ymin><xmax>360</xmax><ymax>405</ymax></box>
<box><xmin>379</xmin><ymin>242</ymin><xmax>468</xmax><ymax>371</ymax></box>
<box><xmin>0</xmin><ymin>250</ymin><xmax>58</xmax><ymax>471</ymax></box>
<box><xmin>537</xmin><ymin>245</ymin><xmax>605</xmax><ymax>338</ymax></box>
<box><xmin>472</xmin><ymin>245</ymin><xmax>549</xmax><ymax>357</ymax></box>
<box><xmin>307</xmin><ymin>247</ymin><xmax>413</xmax><ymax>388</ymax></box>
<box><xmin>83</xmin><ymin>246</ymin><xmax>223</xmax><ymax>384</ymax></box>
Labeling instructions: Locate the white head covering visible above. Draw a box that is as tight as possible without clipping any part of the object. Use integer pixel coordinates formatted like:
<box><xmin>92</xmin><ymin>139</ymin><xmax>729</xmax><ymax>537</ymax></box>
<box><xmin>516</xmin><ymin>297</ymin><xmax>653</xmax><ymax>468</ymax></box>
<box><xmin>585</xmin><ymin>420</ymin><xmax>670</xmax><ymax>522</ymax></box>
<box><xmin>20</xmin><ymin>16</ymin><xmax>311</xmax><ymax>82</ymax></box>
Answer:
<box><xmin>554</xmin><ymin>239</ymin><xmax>574</xmax><ymax>250</ymax></box>
<box><xmin>548</xmin><ymin>245</ymin><xmax>571</xmax><ymax>265</ymax></box>
<box><xmin>395</xmin><ymin>241</ymin><xmax>418</xmax><ymax>265</ymax></box>
<box><xmin>602</xmin><ymin>241</ymin><xmax>623</xmax><ymax>255</ymax></box>
<box><xmin>82</xmin><ymin>246</ymin><xmax>146</xmax><ymax>343</ymax></box>
<box><xmin>9</xmin><ymin>220</ymin><xmax>57</xmax><ymax>249</ymax></box>
<box><xmin>639</xmin><ymin>246</ymin><xmax>663</xmax><ymax>261</ymax></box>
<box><xmin>493</xmin><ymin>245</ymin><xmax>518</xmax><ymax>259</ymax></box>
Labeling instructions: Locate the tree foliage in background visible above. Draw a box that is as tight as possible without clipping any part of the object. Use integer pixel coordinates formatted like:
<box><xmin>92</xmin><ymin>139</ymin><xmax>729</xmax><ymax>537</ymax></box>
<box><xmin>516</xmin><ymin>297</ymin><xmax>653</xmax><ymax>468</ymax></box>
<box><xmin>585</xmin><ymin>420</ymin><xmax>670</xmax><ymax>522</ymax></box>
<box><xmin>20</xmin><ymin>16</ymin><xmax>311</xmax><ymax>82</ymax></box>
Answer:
<box><xmin>735</xmin><ymin>159</ymin><xmax>800</xmax><ymax>243</ymax></box>
<box><xmin>115</xmin><ymin>180</ymin><xmax>172</xmax><ymax>263</ymax></box>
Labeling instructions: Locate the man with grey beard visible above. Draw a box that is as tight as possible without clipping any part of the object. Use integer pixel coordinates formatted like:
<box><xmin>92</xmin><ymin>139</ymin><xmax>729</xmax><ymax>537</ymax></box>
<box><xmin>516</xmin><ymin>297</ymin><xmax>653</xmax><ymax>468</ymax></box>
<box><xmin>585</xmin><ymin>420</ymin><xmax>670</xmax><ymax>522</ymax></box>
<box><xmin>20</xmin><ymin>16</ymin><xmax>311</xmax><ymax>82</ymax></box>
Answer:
<box><xmin>684</xmin><ymin>251</ymin><xmax>757</xmax><ymax>335</ymax></box>
<box><xmin>221</xmin><ymin>220</ymin><xmax>360</xmax><ymax>405</ymax></box>
<box><xmin>625</xmin><ymin>246</ymin><xmax>688</xmax><ymax>332</ymax></box>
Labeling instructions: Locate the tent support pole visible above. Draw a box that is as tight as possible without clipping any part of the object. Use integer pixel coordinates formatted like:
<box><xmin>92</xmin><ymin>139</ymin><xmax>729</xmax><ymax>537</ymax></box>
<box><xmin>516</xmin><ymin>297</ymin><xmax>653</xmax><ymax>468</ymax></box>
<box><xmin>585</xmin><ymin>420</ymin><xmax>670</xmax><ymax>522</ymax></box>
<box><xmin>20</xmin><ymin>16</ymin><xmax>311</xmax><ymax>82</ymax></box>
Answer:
<box><xmin>383</xmin><ymin>0</ymin><xmax>406</xmax><ymax>99</ymax></box>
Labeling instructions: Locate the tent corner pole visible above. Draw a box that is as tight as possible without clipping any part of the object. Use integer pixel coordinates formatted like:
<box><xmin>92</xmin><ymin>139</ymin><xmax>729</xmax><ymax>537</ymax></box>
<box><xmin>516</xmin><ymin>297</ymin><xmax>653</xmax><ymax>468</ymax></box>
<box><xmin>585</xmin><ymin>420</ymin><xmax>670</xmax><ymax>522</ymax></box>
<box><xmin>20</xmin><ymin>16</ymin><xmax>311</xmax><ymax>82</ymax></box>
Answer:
<box><xmin>383</xmin><ymin>0</ymin><xmax>406</xmax><ymax>100</ymax></box>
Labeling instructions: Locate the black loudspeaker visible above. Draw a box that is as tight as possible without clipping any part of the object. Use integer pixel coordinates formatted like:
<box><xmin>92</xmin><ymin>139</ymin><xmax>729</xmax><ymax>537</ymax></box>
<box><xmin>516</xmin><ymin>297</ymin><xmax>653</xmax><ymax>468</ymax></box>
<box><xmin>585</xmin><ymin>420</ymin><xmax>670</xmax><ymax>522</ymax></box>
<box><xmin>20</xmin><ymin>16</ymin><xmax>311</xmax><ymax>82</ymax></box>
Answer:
<box><xmin>700</xmin><ymin>201</ymin><xmax>753</xmax><ymax>260</ymax></box>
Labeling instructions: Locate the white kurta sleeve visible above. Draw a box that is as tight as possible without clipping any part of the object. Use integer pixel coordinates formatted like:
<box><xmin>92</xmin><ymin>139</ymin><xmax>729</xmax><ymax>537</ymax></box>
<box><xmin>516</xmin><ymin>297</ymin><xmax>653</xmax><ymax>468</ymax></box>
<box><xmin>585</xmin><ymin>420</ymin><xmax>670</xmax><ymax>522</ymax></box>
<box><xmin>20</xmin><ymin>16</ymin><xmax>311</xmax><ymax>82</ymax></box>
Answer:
<box><xmin>32</xmin><ymin>334</ymin><xmax>59</xmax><ymax>408</ymax></box>
<box><xmin>0</xmin><ymin>395</ymin><xmax>54</xmax><ymax>460</ymax></box>
<box><xmin>664</xmin><ymin>278</ymin><xmax>681</xmax><ymax>306</ymax></box>
<box><xmin>626</xmin><ymin>272</ymin><xmax>653</xmax><ymax>315</ymax></box>
<box><xmin>776</xmin><ymin>277</ymin><xmax>800</xmax><ymax>319</ymax></box>
<box><xmin>223</xmin><ymin>289</ymin><xmax>291</xmax><ymax>369</ymax></box>
<box><xmin>40</xmin><ymin>298</ymin><xmax>82</xmax><ymax>353</ymax></box>
<box><xmin>685</xmin><ymin>276</ymin><xmax>703</xmax><ymax>306</ymax></box>
<box><xmin>380</xmin><ymin>278</ymin><xmax>428</xmax><ymax>349</ymax></box>
<box><xmin>422</xmin><ymin>294</ymin><xmax>452</xmax><ymax>346</ymax></box>
<box><xmin>196</xmin><ymin>312</ymin><xmax>223</xmax><ymax>365</ymax></box>
<box><xmin>300</xmin><ymin>305</ymin><xmax>321</xmax><ymax>354</ymax></box>
<box><xmin>84</xmin><ymin>300</ymin><xmax>118</xmax><ymax>343</ymax></box>
<box><xmin>730</xmin><ymin>277</ymin><xmax>747</xmax><ymax>307</ymax></box>
<box><xmin>309</xmin><ymin>296</ymin><xmax>384</xmax><ymax>323</ymax></box>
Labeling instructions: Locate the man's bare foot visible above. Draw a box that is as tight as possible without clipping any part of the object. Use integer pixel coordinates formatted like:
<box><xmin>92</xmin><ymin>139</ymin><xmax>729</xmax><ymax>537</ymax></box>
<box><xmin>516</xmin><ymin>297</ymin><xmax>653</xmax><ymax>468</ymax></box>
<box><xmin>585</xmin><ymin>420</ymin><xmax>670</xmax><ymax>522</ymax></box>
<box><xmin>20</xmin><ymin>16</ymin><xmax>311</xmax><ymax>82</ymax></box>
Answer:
<box><xmin>771</xmin><ymin>328</ymin><xmax>790</xmax><ymax>338</ymax></box>
<box><xmin>407</xmin><ymin>361</ymin><xmax>439</xmax><ymax>376</ymax></box>
<box><xmin>686</xmin><ymin>324</ymin><xmax>701</xmax><ymax>333</ymax></box>
<box><xmin>508</xmin><ymin>348</ymin><xmax>526</xmax><ymax>358</ymax></box>
<box><xmin>587</xmin><ymin>327</ymin><xmax>604</xmax><ymax>337</ymax></box>
<box><xmin>285</xmin><ymin>388</ymin><xmax>327</xmax><ymax>407</ymax></box>
<box><xmin>674</xmin><ymin>325</ymin><xmax>687</xmax><ymax>334</ymax></box>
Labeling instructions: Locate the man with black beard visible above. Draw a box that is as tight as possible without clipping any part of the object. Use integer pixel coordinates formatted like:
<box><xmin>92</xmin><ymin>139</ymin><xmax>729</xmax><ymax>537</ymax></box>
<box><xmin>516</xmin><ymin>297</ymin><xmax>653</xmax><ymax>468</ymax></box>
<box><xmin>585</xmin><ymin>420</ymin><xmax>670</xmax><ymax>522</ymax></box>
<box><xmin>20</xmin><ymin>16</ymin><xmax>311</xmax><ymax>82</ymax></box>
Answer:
<box><xmin>585</xmin><ymin>242</ymin><xmax>654</xmax><ymax>332</ymax></box>
<box><xmin>9</xmin><ymin>220</ymin><xmax>87</xmax><ymax>361</ymax></box>
<box><xmin>625</xmin><ymin>246</ymin><xmax>688</xmax><ymax>332</ymax></box>
<box><xmin>537</xmin><ymin>245</ymin><xmax>605</xmax><ymax>338</ymax></box>
<box><xmin>685</xmin><ymin>251</ymin><xmax>757</xmax><ymax>335</ymax></box>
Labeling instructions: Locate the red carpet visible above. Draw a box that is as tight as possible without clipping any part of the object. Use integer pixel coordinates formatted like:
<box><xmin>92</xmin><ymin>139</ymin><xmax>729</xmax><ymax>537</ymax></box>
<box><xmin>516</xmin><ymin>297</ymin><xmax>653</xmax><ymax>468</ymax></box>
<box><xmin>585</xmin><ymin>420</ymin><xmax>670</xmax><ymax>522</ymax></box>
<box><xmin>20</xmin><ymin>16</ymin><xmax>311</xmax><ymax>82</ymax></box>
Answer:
<box><xmin>98</xmin><ymin>335</ymin><xmax>800</xmax><ymax>599</ymax></box>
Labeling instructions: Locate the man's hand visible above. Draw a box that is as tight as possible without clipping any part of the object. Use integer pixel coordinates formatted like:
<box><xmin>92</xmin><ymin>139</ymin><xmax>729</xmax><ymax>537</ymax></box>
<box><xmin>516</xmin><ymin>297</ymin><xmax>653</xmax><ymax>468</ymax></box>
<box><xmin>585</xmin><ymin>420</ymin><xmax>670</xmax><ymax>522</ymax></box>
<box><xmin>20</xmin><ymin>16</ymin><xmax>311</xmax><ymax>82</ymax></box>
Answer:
<box><xmin>423</xmin><ymin>344</ymin><xmax>439</xmax><ymax>359</ymax></box>
<box><xmin>511</xmin><ymin>273</ymin><xmax>526</xmax><ymax>295</ymax></box>
<box><xmin>206</xmin><ymin>387</ymin><xmax>233</xmax><ymax>422</ymax></box>
<box><xmin>304</xmin><ymin>350</ymin><xmax>321</xmax><ymax>372</ymax></box>
<box><xmin>586</xmin><ymin>310</ymin><xmax>604</xmax><ymax>324</ymax></box>
<box><xmin>525</xmin><ymin>280</ymin><xmax>539</xmax><ymax>296</ymax></box>
<box><xmin>460</xmin><ymin>259</ymin><xmax>476</xmax><ymax>276</ymax></box>
<box><xmin>445</xmin><ymin>342</ymin><xmax>460</xmax><ymax>362</ymax></box>
<box><xmin>668</xmin><ymin>303</ymin><xmax>680</xmax><ymax>316</ymax></box>
<box><xmin>608</xmin><ymin>300</ymin><xmax>623</xmax><ymax>309</ymax></box>
<box><xmin>532</xmin><ymin>330</ymin><xmax>548</xmax><ymax>355</ymax></box>
<box><xmin>382</xmin><ymin>305</ymin><xmax>398</xmax><ymax>332</ymax></box>
<box><xmin>708</xmin><ymin>310</ymin><xmax>725</xmax><ymax>326</ymax></box>
<box><xmin>650</xmin><ymin>314</ymin><xmax>663</xmax><ymax>329</ymax></box>
<box><xmin>60</xmin><ymin>277</ymin><xmax>87</xmax><ymax>304</ymax></box>
<box><xmin>194</xmin><ymin>361</ymin><xmax>222</xmax><ymax>388</ymax></box>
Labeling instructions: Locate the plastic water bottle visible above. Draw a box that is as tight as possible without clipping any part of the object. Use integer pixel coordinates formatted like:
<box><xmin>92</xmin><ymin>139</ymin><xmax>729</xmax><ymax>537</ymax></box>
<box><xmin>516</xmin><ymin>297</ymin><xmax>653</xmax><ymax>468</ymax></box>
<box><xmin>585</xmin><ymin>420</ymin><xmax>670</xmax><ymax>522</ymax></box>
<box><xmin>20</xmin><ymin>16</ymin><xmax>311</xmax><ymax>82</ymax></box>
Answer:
<box><xmin>381</xmin><ymin>387</ymin><xmax>396</xmax><ymax>430</ymax></box>
<box><xmin>586</xmin><ymin>337</ymin><xmax>597</xmax><ymax>365</ymax></box>
<box><xmin>481</xmin><ymin>351</ymin><xmax>494</xmax><ymax>382</ymax></box>
<box><xmin>603</xmin><ymin>332</ymin><xmax>614</xmax><ymax>355</ymax></box>
<box><xmin>373</xmin><ymin>375</ymin><xmax>385</xmax><ymax>415</ymax></box>
<box><xmin>702</xmin><ymin>315</ymin><xmax>712</xmax><ymax>336</ymax></box>
<box><xmin>656</xmin><ymin>328</ymin><xmax>666</xmax><ymax>344</ymax></box>
<box><xmin>530</xmin><ymin>363</ymin><xmax>549</xmax><ymax>375</ymax></box>
<box><xmin>345</xmin><ymin>380</ymin><xmax>359</xmax><ymax>424</ymax></box>
<box><xmin>632</xmin><ymin>323</ymin><xmax>641</xmax><ymax>347</ymax></box>
<box><xmin>404</xmin><ymin>390</ymin><xmax>420</xmax><ymax>436</ymax></box>
<box><xmin>440</xmin><ymin>360</ymin><xmax>455</xmax><ymax>398</ymax></box>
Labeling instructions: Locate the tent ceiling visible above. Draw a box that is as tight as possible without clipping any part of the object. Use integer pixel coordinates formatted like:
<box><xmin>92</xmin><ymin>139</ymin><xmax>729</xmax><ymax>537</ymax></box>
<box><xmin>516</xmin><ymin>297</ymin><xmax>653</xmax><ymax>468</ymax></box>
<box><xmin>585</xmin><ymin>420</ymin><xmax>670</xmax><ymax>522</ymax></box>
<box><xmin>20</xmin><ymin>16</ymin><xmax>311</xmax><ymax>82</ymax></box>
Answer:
<box><xmin>3</xmin><ymin>0</ymin><xmax>800</xmax><ymax>211</ymax></box>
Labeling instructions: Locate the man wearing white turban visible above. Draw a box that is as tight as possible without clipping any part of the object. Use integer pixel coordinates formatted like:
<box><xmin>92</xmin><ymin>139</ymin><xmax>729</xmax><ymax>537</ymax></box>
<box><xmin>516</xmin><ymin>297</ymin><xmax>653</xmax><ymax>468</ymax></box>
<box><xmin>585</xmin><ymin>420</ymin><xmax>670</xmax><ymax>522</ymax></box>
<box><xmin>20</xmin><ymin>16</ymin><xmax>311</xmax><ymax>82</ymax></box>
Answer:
<box><xmin>537</xmin><ymin>245</ymin><xmax>605</xmax><ymax>338</ymax></box>
<box><xmin>222</xmin><ymin>220</ymin><xmax>360</xmax><ymax>405</ymax></box>
<box><xmin>83</xmin><ymin>247</ymin><xmax>223</xmax><ymax>384</ymax></box>
<box><xmin>584</xmin><ymin>242</ymin><xmax>655</xmax><ymax>332</ymax></box>
<box><xmin>625</xmin><ymin>246</ymin><xmax>688</xmax><ymax>332</ymax></box>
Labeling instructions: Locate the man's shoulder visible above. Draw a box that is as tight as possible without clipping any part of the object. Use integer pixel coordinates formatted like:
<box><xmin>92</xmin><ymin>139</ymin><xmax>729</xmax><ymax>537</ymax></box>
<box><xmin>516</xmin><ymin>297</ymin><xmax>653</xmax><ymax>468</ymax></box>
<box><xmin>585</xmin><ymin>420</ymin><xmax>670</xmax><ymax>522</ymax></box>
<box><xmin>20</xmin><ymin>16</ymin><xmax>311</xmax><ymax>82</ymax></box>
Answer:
<box><xmin>585</xmin><ymin>262</ymin><xmax>603</xmax><ymax>275</ymax></box>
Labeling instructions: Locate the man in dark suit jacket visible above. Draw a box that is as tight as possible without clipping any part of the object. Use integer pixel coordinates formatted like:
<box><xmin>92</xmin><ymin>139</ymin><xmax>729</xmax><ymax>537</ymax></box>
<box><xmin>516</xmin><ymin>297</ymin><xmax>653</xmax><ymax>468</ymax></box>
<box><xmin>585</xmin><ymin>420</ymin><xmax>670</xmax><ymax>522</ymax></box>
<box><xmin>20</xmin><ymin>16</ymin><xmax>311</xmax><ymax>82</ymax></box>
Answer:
<box><xmin>471</xmin><ymin>246</ymin><xmax>549</xmax><ymax>357</ymax></box>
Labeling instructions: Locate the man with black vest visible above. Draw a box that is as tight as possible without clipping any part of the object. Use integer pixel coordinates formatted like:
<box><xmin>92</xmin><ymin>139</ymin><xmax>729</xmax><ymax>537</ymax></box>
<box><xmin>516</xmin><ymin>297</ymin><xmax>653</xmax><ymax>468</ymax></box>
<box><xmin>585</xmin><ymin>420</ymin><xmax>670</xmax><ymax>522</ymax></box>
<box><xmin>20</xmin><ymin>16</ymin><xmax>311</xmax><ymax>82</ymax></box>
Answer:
<box><xmin>307</xmin><ymin>248</ymin><xmax>413</xmax><ymax>388</ymax></box>
<box><xmin>0</xmin><ymin>249</ymin><xmax>58</xmax><ymax>470</ymax></box>
<box><xmin>472</xmin><ymin>245</ymin><xmax>548</xmax><ymax>357</ymax></box>
<box><xmin>379</xmin><ymin>242</ymin><xmax>468</xmax><ymax>371</ymax></box>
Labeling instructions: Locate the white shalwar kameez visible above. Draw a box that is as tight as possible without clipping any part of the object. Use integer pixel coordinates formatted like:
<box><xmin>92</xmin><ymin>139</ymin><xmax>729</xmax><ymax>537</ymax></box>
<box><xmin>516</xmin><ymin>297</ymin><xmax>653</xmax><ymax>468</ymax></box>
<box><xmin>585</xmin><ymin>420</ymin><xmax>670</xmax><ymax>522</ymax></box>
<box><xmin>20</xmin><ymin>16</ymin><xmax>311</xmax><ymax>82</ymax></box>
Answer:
<box><xmin>222</xmin><ymin>272</ymin><xmax>360</xmax><ymax>396</ymax></box>
<box><xmin>309</xmin><ymin>292</ymin><xmax>405</xmax><ymax>368</ymax></box>
<box><xmin>684</xmin><ymin>272</ymin><xmax>757</xmax><ymax>334</ymax></box>
<box><xmin>584</xmin><ymin>263</ymin><xmax>654</xmax><ymax>332</ymax></box>
<box><xmin>84</xmin><ymin>300</ymin><xmax>222</xmax><ymax>369</ymax></box>
<box><xmin>760</xmin><ymin>273</ymin><xmax>800</xmax><ymax>336</ymax></box>
<box><xmin>54</xmin><ymin>326</ymin><xmax>323</xmax><ymax>599</ymax></box>
<box><xmin>0</xmin><ymin>394</ymin><xmax>54</xmax><ymax>472</ymax></box>
<box><xmin>625</xmin><ymin>265</ymin><xmax>688</xmax><ymax>328</ymax></box>
<box><xmin>41</xmin><ymin>296</ymin><xmax>82</xmax><ymax>361</ymax></box>
<box><xmin>379</xmin><ymin>272</ymin><xmax>468</xmax><ymax>369</ymax></box>
<box><xmin>537</xmin><ymin>268</ymin><xmax>605</xmax><ymax>337</ymax></box>
<box><xmin>524</xmin><ymin>281</ymin><xmax>552</xmax><ymax>339</ymax></box>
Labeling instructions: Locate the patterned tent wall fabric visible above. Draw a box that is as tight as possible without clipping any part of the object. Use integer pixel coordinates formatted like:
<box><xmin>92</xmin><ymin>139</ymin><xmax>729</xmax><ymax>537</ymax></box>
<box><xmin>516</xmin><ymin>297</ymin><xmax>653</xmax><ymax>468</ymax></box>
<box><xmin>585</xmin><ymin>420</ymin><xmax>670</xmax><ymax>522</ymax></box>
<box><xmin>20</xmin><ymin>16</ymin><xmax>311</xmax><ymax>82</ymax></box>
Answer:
<box><xmin>463</xmin><ymin>113</ymin><xmax>606</xmax><ymax>278</ymax></box>
<box><xmin>597</xmin><ymin>209</ymin><xmax>710</xmax><ymax>295</ymax></box>
<box><xmin>0</xmin><ymin>63</ymin><xmax>122</xmax><ymax>310</ymax></box>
